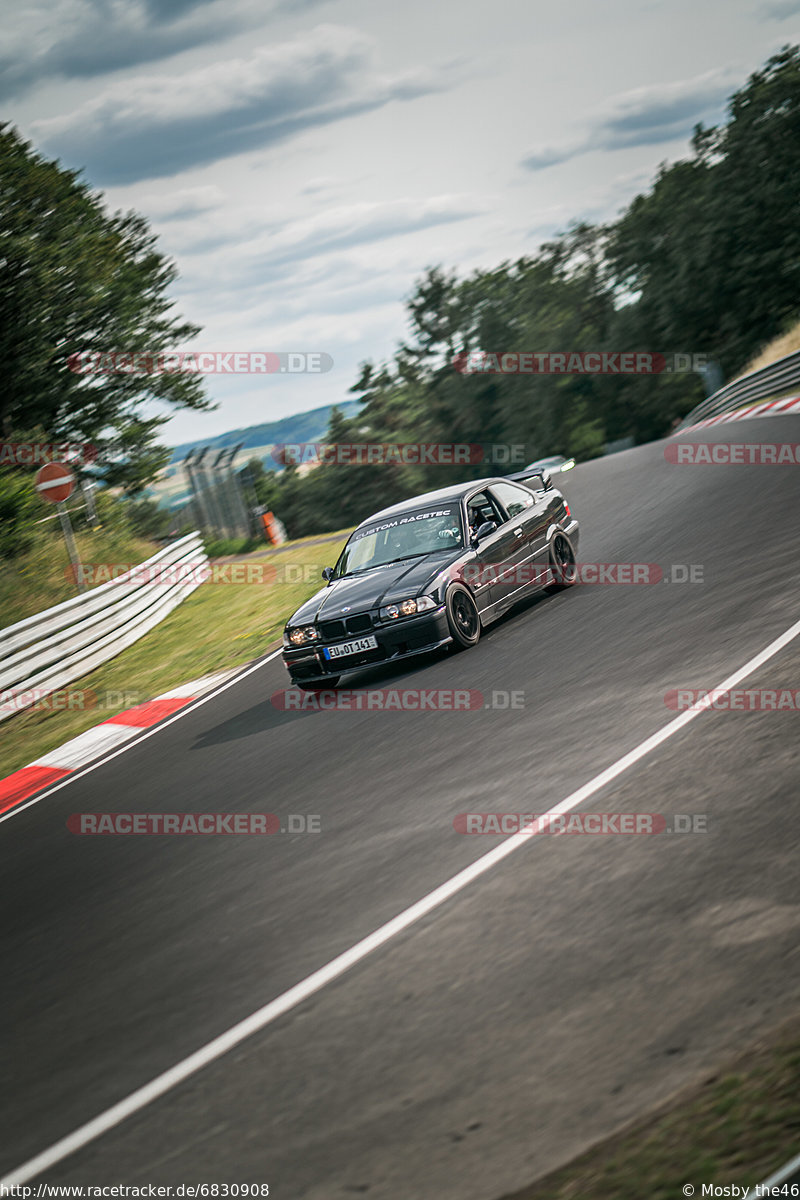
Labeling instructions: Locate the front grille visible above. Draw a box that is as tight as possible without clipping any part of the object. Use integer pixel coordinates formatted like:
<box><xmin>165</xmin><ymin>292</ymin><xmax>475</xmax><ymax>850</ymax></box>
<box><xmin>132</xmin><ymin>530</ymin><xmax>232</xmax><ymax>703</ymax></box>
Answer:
<box><xmin>318</xmin><ymin>613</ymin><xmax>373</xmax><ymax>641</ymax></box>
<box><xmin>318</xmin><ymin>620</ymin><xmax>345</xmax><ymax>641</ymax></box>
<box><xmin>345</xmin><ymin>613</ymin><xmax>372</xmax><ymax>634</ymax></box>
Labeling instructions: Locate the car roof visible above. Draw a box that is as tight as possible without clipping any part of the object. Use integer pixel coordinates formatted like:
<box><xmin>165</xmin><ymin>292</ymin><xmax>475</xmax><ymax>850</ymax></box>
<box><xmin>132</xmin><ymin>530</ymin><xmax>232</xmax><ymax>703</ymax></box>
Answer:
<box><xmin>353</xmin><ymin>478</ymin><xmax>514</xmax><ymax>529</ymax></box>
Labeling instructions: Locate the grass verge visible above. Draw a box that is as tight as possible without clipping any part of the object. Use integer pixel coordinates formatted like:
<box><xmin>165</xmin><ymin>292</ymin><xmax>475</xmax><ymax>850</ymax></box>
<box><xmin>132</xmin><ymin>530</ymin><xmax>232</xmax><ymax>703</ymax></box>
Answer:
<box><xmin>0</xmin><ymin>528</ymin><xmax>354</xmax><ymax>779</ymax></box>
<box><xmin>0</xmin><ymin>522</ymin><xmax>157</xmax><ymax>624</ymax></box>
<box><xmin>500</xmin><ymin>1012</ymin><xmax>800</xmax><ymax>1200</ymax></box>
<box><xmin>742</xmin><ymin>317</ymin><xmax>800</xmax><ymax>376</ymax></box>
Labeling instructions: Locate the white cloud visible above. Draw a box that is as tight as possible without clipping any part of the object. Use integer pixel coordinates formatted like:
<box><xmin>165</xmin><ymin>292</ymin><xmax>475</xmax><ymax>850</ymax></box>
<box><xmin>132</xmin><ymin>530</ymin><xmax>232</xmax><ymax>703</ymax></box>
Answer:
<box><xmin>31</xmin><ymin>26</ymin><xmax>453</xmax><ymax>183</ymax></box>
<box><xmin>522</xmin><ymin>65</ymin><xmax>742</xmax><ymax>170</ymax></box>
<box><xmin>136</xmin><ymin>185</ymin><xmax>227</xmax><ymax>221</ymax></box>
<box><xmin>759</xmin><ymin>0</ymin><xmax>800</xmax><ymax>17</ymax></box>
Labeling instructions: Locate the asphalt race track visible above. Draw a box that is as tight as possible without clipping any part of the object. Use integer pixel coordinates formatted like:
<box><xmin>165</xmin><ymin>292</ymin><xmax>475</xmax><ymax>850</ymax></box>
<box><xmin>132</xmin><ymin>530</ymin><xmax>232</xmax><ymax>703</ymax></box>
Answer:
<box><xmin>2</xmin><ymin>416</ymin><xmax>800</xmax><ymax>1198</ymax></box>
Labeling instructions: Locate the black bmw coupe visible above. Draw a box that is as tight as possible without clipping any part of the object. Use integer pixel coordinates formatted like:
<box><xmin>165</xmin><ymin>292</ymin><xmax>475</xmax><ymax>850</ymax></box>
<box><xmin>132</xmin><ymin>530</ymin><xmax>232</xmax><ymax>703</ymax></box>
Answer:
<box><xmin>282</xmin><ymin>471</ymin><xmax>579</xmax><ymax>688</ymax></box>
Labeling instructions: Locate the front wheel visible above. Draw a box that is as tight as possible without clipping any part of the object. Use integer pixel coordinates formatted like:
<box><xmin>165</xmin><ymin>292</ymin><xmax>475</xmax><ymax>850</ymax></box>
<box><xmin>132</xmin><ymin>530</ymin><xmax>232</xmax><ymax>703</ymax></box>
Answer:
<box><xmin>544</xmin><ymin>533</ymin><xmax>577</xmax><ymax>592</ymax></box>
<box><xmin>446</xmin><ymin>584</ymin><xmax>481</xmax><ymax>650</ymax></box>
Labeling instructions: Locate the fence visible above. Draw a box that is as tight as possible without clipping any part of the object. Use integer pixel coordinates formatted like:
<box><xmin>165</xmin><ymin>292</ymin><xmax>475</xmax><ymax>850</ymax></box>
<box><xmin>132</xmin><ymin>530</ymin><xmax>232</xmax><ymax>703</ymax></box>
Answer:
<box><xmin>678</xmin><ymin>349</ymin><xmax>800</xmax><ymax>429</ymax></box>
<box><xmin>0</xmin><ymin>533</ymin><xmax>207</xmax><ymax>722</ymax></box>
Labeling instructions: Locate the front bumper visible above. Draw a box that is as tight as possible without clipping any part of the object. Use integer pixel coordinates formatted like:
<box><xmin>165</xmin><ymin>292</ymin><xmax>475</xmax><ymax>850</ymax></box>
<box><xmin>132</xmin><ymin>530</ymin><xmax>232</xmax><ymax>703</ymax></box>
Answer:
<box><xmin>283</xmin><ymin>605</ymin><xmax>451</xmax><ymax>682</ymax></box>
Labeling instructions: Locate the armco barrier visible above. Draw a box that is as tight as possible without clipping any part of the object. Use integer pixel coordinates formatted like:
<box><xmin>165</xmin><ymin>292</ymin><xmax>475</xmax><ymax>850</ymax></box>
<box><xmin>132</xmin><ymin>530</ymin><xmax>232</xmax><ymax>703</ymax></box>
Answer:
<box><xmin>0</xmin><ymin>532</ymin><xmax>207</xmax><ymax>722</ymax></box>
<box><xmin>678</xmin><ymin>348</ymin><xmax>800</xmax><ymax>429</ymax></box>
<box><xmin>758</xmin><ymin>1147</ymin><xmax>800</xmax><ymax>1192</ymax></box>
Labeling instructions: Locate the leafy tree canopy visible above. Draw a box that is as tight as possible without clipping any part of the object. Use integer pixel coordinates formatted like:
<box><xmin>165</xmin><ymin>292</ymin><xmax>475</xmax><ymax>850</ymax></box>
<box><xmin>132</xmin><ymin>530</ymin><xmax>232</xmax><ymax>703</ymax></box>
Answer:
<box><xmin>0</xmin><ymin>124</ymin><xmax>213</xmax><ymax>494</ymax></box>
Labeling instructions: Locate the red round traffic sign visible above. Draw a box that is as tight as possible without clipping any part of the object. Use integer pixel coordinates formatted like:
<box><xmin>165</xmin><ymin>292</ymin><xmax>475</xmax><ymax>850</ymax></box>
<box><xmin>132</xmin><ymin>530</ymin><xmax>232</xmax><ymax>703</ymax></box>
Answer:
<box><xmin>35</xmin><ymin>462</ymin><xmax>75</xmax><ymax>504</ymax></box>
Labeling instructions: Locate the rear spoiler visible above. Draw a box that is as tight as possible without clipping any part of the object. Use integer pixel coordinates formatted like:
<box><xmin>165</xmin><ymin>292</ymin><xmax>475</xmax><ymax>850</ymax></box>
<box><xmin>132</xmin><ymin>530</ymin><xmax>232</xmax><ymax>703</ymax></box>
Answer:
<box><xmin>508</xmin><ymin>459</ymin><xmax>575</xmax><ymax>485</ymax></box>
<box><xmin>508</xmin><ymin>468</ymin><xmax>551</xmax><ymax>485</ymax></box>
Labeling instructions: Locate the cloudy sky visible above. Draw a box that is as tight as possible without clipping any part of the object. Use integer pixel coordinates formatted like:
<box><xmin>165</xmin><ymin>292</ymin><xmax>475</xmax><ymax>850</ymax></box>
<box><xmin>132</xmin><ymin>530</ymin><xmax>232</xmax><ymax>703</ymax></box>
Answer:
<box><xmin>5</xmin><ymin>0</ymin><xmax>800</xmax><ymax>444</ymax></box>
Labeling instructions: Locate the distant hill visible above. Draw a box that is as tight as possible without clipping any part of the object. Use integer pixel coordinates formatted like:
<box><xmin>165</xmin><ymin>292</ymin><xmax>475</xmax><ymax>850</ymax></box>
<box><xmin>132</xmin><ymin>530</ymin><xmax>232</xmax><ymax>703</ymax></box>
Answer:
<box><xmin>149</xmin><ymin>400</ymin><xmax>363</xmax><ymax>510</ymax></box>
<box><xmin>168</xmin><ymin>400</ymin><xmax>362</xmax><ymax>464</ymax></box>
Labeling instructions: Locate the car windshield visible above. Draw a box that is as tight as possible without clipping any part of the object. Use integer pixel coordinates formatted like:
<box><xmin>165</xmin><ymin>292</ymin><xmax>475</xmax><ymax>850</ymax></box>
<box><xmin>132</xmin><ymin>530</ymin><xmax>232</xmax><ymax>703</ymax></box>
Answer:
<box><xmin>335</xmin><ymin>506</ymin><xmax>463</xmax><ymax>576</ymax></box>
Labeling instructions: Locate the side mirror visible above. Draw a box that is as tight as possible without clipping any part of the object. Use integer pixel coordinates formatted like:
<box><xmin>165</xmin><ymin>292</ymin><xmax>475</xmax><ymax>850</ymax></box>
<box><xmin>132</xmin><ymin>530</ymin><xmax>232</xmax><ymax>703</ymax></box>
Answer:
<box><xmin>321</xmin><ymin>566</ymin><xmax>335</xmax><ymax>581</ymax></box>
<box><xmin>472</xmin><ymin>520</ymin><xmax>497</xmax><ymax>546</ymax></box>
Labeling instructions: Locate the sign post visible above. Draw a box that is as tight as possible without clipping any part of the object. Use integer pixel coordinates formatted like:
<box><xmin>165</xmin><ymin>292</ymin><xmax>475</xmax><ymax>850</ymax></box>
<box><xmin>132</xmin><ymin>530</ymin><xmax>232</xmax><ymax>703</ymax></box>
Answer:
<box><xmin>35</xmin><ymin>463</ymin><xmax>85</xmax><ymax>593</ymax></box>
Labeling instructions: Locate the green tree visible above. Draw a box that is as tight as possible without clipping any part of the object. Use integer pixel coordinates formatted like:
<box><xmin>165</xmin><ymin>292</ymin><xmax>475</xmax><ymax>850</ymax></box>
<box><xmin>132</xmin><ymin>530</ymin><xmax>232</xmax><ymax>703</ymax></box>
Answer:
<box><xmin>122</xmin><ymin>497</ymin><xmax>171</xmax><ymax>540</ymax></box>
<box><xmin>608</xmin><ymin>46</ymin><xmax>800</xmax><ymax>376</ymax></box>
<box><xmin>0</xmin><ymin>125</ymin><xmax>213</xmax><ymax>491</ymax></box>
<box><xmin>0</xmin><ymin>471</ymin><xmax>39</xmax><ymax>558</ymax></box>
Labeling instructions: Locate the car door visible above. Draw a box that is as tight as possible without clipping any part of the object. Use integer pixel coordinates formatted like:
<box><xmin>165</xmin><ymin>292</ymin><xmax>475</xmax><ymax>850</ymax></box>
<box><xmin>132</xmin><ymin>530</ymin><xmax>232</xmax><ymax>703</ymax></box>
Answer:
<box><xmin>487</xmin><ymin>479</ymin><xmax>547</xmax><ymax>607</ymax></box>
<box><xmin>461</xmin><ymin>488</ymin><xmax>512</xmax><ymax>622</ymax></box>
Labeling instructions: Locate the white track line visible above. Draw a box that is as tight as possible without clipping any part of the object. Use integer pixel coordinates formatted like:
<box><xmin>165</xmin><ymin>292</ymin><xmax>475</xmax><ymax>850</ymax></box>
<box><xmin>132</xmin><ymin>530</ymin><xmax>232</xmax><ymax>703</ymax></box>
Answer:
<box><xmin>3</xmin><ymin>614</ymin><xmax>800</xmax><ymax>1185</ymax></box>
<box><xmin>0</xmin><ymin>652</ymin><xmax>283</xmax><ymax>826</ymax></box>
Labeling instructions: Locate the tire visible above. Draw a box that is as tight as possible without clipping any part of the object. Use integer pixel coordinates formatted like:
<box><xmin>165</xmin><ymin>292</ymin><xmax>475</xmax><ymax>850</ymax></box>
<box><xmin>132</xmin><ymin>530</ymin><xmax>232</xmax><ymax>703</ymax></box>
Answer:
<box><xmin>445</xmin><ymin>583</ymin><xmax>481</xmax><ymax>650</ymax></box>
<box><xmin>296</xmin><ymin>677</ymin><xmax>340</xmax><ymax>690</ymax></box>
<box><xmin>544</xmin><ymin>532</ymin><xmax>577</xmax><ymax>592</ymax></box>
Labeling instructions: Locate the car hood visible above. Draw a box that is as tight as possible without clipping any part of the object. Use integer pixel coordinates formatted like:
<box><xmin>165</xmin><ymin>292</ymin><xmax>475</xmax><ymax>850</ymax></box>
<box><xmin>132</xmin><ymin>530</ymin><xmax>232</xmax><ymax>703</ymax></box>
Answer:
<box><xmin>288</xmin><ymin>551</ymin><xmax>459</xmax><ymax>624</ymax></box>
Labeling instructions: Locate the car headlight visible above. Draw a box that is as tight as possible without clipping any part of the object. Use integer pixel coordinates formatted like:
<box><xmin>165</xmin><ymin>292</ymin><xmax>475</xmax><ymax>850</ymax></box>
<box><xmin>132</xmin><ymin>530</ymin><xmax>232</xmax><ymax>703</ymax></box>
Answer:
<box><xmin>379</xmin><ymin>595</ymin><xmax>438</xmax><ymax>621</ymax></box>
<box><xmin>286</xmin><ymin>625</ymin><xmax>319</xmax><ymax>645</ymax></box>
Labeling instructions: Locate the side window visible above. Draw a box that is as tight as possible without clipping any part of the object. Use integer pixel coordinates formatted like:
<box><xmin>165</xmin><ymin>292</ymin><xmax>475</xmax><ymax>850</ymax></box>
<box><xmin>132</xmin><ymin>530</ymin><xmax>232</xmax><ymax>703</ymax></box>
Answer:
<box><xmin>466</xmin><ymin>491</ymin><xmax>503</xmax><ymax>533</ymax></box>
<box><xmin>490</xmin><ymin>481</ymin><xmax>535</xmax><ymax>520</ymax></box>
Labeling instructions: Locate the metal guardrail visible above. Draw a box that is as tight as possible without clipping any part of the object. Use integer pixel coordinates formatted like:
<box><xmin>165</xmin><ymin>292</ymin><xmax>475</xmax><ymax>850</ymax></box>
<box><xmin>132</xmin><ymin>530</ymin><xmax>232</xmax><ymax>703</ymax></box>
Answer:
<box><xmin>759</xmin><ymin>1148</ymin><xmax>800</xmax><ymax>1192</ymax></box>
<box><xmin>0</xmin><ymin>532</ymin><xmax>207</xmax><ymax>722</ymax></box>
<box><xmin>678</xmin><ymin>347</ymin><xmax>800</xmax><ymax>429</ymax></box>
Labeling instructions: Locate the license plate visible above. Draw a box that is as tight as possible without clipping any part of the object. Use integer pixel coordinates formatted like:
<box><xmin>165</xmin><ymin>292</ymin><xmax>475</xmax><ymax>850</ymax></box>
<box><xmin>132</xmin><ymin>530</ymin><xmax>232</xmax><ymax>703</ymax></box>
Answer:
<box><xmin>323</xmin><ymin>635</ymin><xmax>378</xmax><ymax>660</ymax></box>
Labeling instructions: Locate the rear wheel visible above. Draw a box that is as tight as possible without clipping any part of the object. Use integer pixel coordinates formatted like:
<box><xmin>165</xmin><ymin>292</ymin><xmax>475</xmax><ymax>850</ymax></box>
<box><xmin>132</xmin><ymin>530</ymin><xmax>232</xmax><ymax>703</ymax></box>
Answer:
<box><xmin>544</xmin><ymin>533</ymin><xmax>577</xmax><ymax>592</ymax></box>
<box><xmin>446</xmin><ymin>584</ymin><xmax>481</xmax><ymax>650</ymax></box>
